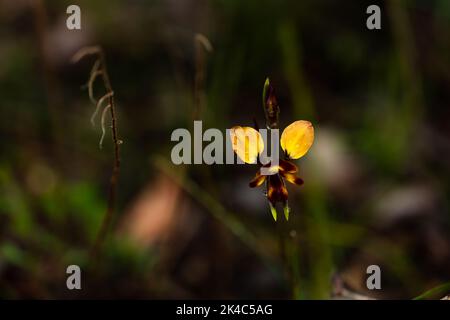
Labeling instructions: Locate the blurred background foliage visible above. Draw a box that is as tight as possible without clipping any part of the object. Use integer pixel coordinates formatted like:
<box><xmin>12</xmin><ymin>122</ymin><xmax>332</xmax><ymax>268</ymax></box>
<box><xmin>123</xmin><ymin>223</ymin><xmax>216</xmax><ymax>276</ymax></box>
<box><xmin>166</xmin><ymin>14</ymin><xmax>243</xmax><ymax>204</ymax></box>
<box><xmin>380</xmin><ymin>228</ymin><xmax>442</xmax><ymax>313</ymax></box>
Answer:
<box><xmin>1</xmin><ymin>0</ymin><xmax>450</xmax><ymax>299</ymax></box>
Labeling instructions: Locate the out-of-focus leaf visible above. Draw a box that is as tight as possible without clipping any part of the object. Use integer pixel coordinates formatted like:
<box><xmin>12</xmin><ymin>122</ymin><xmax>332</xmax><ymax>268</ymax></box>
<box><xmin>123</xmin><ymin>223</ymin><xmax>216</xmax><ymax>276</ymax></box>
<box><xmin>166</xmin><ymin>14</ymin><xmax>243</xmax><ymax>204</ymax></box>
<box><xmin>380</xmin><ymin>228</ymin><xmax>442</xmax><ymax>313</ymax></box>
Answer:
<box><xmin>413</xmin><ymin>283</ymin><xmax>450</xmax><ymax>300</ymax></box>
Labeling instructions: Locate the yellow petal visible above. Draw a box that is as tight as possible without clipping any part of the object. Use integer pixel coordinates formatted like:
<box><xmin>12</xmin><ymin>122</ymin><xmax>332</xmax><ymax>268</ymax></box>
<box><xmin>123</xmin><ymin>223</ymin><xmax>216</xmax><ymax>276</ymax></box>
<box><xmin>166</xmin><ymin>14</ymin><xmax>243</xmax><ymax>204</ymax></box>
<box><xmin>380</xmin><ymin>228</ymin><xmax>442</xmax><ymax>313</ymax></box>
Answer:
<box><xmin>249</xmin><ymin>171</ymin><xmax>266</xmax><ymax>188</ymax></box>
<box><xmin>230</xmin><ymin>126</ymin><xmax>264</xmax><ymax>164</ymax></box>
<box><xmin>280</xmin><ymin>171</ymin><xmax>304</xmax><ymax>185</ymax></box>
<box><xmin>280</xmin><ymin>120</ymin><xmax>314</xmax><ymax>159</ymax></box>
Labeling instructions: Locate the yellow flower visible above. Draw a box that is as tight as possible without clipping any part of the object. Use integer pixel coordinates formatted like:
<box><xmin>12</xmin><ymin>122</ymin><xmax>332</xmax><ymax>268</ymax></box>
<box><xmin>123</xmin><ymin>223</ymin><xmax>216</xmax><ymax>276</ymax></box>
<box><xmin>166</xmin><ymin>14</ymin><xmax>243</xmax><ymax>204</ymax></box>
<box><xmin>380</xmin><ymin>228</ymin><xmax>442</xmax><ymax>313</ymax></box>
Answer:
<box><xmin>230</xmin><ymin>120</ymin><xmax>314</xmax><ymax>221</ymax></box>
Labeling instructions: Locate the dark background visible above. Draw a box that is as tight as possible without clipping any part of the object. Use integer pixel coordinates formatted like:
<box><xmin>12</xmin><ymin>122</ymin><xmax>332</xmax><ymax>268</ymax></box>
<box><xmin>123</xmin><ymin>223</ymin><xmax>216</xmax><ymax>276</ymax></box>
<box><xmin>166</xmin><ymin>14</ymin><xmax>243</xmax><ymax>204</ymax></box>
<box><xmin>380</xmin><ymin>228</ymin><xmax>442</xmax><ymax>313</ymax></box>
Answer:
<box><xmin>0</xmin><ymin>0</ymin><xmax>450</xmax><ymax>299</ymax></box>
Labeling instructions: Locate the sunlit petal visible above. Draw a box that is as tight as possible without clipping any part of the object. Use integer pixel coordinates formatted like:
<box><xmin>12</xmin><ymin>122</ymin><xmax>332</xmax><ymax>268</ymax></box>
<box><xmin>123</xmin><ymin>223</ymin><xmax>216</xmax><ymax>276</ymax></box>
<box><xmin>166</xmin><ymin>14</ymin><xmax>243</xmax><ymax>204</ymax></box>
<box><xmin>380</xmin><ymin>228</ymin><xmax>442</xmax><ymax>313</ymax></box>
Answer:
<box><xmin>230</xmin><ymin>126</ymin><xmax>264</xmax><ymax>164</ymax></box>
<box><xmin>280</xmin><ymin>120</ymin><xmax>314</xmax><ymax>159</ymax></box>
<box><xmin>269</xmin><ymin>203</ymin><xmax>277</xmax><ymax>221</ymax></box>
<box><xmin>283</xmin><ymin>205</ymin><xmax>290</xmax><ymax>221</ymax></box>
<box><xmin>249</xmin><ymin>171</ymin><xmax>266</xmax><ymax>188</ymax></box>
<box><xmin>280</xmin><ymin>171</ymin><xmax>304</xmax><ymax>185</ymax></box>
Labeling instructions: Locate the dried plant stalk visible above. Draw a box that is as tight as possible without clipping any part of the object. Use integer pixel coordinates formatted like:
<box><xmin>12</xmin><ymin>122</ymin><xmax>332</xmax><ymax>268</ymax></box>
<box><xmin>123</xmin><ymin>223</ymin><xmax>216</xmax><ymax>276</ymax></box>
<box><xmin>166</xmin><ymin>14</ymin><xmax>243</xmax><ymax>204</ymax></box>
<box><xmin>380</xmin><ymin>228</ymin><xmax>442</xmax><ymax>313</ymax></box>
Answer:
<box><xmin>92</xmin><ymin>92</ymin><xmax>114</xmax><ymax>127</ymax></box>
<box><xmin>99</xmin><ymin>104</ymin><xmax>112</xmax><ymax>149</ymax></box>
<box><xmin>72</xmin><ymin>46</ymin><xmax>121</xmax><ymax>257</ymax></box>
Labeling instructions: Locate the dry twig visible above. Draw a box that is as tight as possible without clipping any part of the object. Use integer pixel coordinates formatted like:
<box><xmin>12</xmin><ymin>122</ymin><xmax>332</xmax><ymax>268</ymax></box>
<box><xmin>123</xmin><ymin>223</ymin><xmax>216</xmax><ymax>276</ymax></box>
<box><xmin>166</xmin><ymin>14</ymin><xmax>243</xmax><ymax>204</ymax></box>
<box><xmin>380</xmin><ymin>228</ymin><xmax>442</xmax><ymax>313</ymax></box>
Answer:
<box><xmin>72</xmin><ymin>46</ymin><xmax>122</xmax><ymax>257</ymax></box>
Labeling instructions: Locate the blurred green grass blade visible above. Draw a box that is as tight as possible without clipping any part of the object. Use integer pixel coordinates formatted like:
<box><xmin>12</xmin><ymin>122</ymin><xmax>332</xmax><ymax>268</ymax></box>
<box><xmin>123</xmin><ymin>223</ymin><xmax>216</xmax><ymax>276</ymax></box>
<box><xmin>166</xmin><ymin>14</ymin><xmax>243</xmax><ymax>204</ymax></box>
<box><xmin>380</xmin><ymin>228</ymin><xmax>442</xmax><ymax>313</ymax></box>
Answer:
<box><xmin>153</xmin><ymin>156</ymin><xmax>261</xmax><ymax>255</ymax></box>
<box><xmin>0</xmin><ymin>244</ymin><xmax>29</xmax><ymax>268</ymax></box>
<box><xmin>413</xmin><ymin>283</ymin><xmax>450</xmax><ymax>300</ymax></box>
<box><xmin>278</xmin><ymin>21</ymin><xmax>315</xmax><ymax>120</ymax></box>
<box><xmin>0</xmin><ymin>165</ymin><xmax>33</xmax><ymax>236</ymax></box>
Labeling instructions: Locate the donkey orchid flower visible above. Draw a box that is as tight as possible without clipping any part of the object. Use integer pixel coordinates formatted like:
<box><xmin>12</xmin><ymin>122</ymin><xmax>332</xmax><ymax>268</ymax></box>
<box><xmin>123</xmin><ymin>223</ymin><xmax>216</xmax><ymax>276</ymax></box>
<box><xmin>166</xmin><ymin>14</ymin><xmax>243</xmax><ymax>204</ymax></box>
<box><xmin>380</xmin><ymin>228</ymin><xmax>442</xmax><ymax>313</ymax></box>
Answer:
<box><xmin>230</xmin><ymin>120</ymin><xmax>314</xmax><ymax>221</ymax></box>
